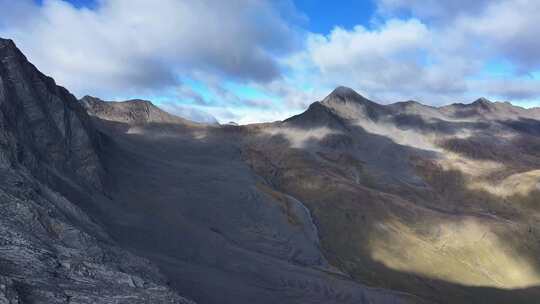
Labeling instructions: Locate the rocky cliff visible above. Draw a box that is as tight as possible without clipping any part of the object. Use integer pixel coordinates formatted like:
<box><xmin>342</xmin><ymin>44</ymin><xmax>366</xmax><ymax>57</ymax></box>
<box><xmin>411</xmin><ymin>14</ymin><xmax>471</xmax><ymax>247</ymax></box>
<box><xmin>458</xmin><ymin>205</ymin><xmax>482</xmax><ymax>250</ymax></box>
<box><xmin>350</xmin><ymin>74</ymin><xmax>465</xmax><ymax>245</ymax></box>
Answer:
<box><xmin>0</xmin><ymin>38</ymin><xmax>195</xmax><ymax>304</ymax></box>
<box><xmin>0</xmin><ymin>39</ymin><xmax>104</xmax><ymax>191</ymax></box>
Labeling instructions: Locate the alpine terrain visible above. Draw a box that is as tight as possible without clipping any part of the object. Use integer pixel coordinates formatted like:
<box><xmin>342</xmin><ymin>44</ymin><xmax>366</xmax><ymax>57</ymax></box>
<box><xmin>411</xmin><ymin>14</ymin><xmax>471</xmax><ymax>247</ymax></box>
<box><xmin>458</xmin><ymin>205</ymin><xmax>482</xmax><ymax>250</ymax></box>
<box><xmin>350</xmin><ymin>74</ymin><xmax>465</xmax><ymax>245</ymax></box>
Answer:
<box><xmin>1</xmin><ymin>37</ymin><xmax>540</xmax><ymax>304</ymax></box>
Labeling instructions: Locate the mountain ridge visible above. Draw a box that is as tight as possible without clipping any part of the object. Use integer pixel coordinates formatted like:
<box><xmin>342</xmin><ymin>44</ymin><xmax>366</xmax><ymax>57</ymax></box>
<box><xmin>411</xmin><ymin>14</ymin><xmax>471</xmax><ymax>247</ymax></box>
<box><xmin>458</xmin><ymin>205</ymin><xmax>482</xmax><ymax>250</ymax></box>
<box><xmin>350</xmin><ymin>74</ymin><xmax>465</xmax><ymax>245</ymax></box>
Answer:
<box><xmin>317</xmin><ymin>86</ymin><xmax>540</xmax><ymax>121</ymax></box>
<box><xmin>0</xmin><ymin>37</ymin><xmax>196</xmax><ymax>303</ymax></box>
<box><xmin>80</xmin><ymin>95</ymin><xmax>198</xmax><ymax>126</ymax></box>
<box><xmin>1</xmin><ymin>37</ymin><xmax>423</xmax><ymax>304</ymax></box>
<box><xmin>0</xmin><ymin>37</ymin><xmax>104</xmax><ymax>190</ymax></box>
<box><xmin>78</xmin><ymin>84</ymin><xmax>540</xmax><ymax>129</ymax></box>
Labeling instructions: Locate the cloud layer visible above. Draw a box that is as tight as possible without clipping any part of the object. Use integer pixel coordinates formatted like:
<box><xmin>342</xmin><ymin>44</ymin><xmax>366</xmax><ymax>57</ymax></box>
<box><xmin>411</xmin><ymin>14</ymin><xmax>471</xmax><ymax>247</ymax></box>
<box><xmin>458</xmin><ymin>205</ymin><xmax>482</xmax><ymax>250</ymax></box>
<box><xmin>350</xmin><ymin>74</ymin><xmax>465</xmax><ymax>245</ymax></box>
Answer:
<box><xmin>0</xmin><ymin>0</ymin><xmax>301</xmax><ymax>97</ymax></box>
<box><xmin>281</xmin><ymin>0</ymin><xmax>540</xmax><ymax>106</ymax></box>
<box><xmin>1</xmin><ymin>0</ymin><xmax>539</xmax><ymax>123</ymax></box>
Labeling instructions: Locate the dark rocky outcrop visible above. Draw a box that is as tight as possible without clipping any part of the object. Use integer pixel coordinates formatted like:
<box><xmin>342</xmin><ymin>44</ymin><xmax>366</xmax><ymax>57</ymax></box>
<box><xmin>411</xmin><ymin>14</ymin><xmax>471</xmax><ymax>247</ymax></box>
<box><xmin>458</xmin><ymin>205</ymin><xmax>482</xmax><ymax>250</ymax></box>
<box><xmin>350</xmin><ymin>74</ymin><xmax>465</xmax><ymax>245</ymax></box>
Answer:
<box><xmin>0</xmin><ymin>38</ymin><xmax>195</xmax><ymax>304</ymax></box>
<box><xmin>0</xmin><ymin>38</ymin><xmax>103</xmax><ymax>191</ymax></box>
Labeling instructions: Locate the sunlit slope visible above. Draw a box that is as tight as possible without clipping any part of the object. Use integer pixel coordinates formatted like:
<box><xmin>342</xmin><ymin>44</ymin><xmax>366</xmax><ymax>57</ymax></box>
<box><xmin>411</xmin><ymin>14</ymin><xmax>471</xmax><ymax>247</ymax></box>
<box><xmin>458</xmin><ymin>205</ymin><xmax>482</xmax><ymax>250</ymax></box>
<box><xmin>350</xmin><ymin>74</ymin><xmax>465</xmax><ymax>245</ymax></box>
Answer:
<box><xmin>243</xmin><ymin>87</ymin><xmax>540</xmax><ymax>303</ymax></box>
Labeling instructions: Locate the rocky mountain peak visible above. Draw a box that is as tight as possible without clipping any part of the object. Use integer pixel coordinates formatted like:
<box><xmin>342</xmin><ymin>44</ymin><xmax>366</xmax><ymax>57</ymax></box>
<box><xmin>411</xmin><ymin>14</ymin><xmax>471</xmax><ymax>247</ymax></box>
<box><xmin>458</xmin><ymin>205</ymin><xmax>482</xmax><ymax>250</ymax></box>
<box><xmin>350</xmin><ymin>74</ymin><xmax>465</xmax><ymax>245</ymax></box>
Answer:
<box><xmin>0</xmin><ymin>37</ymin><xmax>16</xmax><ymax>49</ymax></box>
<box><xmin>318</xmin><ymin>86</ymin><xmax>389</xmax><ymax>122</ymax></box>
<box><xmin>0</xmin><ymin>39</ymin><xmax>21</xmax><ymax>60</ymax></box>
<box><xmin>472</xmin><ymin>97</ymin><xmax>494</xmax><ymax>109</ymax></box>
<box><xmin>323</xmin><ymin>86</ymin><xmax>370</xmax><ymax>104</ymax></box>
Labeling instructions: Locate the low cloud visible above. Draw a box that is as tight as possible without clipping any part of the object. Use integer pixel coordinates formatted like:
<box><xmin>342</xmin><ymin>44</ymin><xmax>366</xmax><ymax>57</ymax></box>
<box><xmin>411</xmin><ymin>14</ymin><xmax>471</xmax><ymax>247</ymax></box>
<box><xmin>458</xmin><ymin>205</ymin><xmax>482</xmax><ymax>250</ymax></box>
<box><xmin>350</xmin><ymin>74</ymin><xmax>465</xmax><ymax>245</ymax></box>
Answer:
<box><xmin>472</xmin><ymin>78</ymin><xmax>540</xmax><ymax>101</ymax></box>
<box><xmin>159</xmin><ymin>102</ymin><xmax>218</xmax><ymax>124</ymax></box>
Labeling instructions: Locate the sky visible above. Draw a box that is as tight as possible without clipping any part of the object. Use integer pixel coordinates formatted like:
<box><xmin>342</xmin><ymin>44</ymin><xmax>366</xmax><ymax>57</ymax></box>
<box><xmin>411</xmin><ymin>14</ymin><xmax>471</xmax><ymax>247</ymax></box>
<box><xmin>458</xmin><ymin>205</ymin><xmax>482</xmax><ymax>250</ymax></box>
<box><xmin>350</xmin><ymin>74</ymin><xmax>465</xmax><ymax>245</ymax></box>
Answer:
<box><xmin>1</xmin><ymin>0</ymin><xmax>540</xmax><ymax>124</ymax></box>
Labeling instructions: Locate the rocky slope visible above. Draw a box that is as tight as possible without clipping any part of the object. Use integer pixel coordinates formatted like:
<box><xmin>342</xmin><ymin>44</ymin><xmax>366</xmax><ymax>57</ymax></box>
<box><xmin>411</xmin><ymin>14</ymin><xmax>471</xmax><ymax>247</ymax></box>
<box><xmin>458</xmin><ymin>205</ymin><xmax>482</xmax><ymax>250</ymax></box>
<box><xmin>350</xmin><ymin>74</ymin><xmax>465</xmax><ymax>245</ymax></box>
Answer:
<box><xmin>0</xmin><ymin>38</ymin><xmax>194</xmax><ymax>303</ymax></box>
<box><xmin>82</xmin><ymin>86</ymin><xmax>540</xmax><ymax>303</ymax></box>
<box><xmin>83</xmin><ymin>96</ymin><xmax>423</xmax><ymax>304</ymax></box>
<box><xmin>243</xmin><ymin>86</ymin><xmax>540</xmax><ymax>303</ymax></box>
<box><xmin>1</xmin><ymin>38</ymin><xmax>421</xmax><ymax>304</ymax></box>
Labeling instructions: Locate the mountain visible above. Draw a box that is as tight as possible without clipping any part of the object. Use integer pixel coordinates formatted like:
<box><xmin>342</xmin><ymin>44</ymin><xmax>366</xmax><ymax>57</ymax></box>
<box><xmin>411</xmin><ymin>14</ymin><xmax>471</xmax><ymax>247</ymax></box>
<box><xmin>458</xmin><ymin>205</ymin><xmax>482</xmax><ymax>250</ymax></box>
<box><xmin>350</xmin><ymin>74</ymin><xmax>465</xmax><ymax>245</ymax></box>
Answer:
<box><xmin>2</xmin><ymin>36</ymin><xmax>540</xmax><ymax>304</ymax></box>
<box><xmin>0</xmin><ymin>38</ymin><xmax>194</xmax><ymax>303</ymax></box>
<box><xmin>81</xmin><ymin>77</ymin><xmax>420</xmax><ymax>304</ymax></box>
<box><xmin>244</xmin><ymin>86</ymin><xmax>540</xmax><ymax>303</ymax></box>
<box><xmin>1</xmin><ymin>38</ymin><xmax>420</xmax><ymax>304</ymax></box>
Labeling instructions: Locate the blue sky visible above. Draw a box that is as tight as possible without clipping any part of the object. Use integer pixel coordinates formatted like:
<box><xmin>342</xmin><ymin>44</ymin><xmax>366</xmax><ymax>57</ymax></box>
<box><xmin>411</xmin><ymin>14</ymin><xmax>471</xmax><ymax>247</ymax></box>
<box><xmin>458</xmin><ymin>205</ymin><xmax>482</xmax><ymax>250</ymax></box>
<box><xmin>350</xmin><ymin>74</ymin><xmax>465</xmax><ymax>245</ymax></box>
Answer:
<box><xmin>295</xmin><ymin>0</ymin><xmax>376</xmax><ymax>33</ymax></box>
<box><xmin>2</xmin><ymin>0</ymin><xmax>540</xmax><ymax>123</ymax></box>
<box><xmin>34</xmin><ymin>0</ymin><xmax>97</xmax><ymax>9</ymax></box>
<box><xmin>59</xmin><ymin>0</ymin><xmax>378</xmax><ymax>32</ymax></box>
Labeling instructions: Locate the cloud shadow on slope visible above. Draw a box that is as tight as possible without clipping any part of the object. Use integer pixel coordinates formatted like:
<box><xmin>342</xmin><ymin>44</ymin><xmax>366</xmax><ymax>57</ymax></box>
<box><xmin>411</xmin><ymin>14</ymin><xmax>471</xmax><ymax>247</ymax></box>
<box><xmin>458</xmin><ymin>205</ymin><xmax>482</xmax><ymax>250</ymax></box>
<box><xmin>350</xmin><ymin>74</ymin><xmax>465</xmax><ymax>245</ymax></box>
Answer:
<box><xmin>40</xmin><ymin>112</ymin><xmax>540</xmax><ymax>304</ymax></box>
<box><xmin>67</xmin><ymin>117</ymin><xmax>433</xmax><ymax>304</ymax></box>
<box><xmin>243</xmin><ymin>118</ymin><xmax>540</xmax><ymax>304</ymax></box>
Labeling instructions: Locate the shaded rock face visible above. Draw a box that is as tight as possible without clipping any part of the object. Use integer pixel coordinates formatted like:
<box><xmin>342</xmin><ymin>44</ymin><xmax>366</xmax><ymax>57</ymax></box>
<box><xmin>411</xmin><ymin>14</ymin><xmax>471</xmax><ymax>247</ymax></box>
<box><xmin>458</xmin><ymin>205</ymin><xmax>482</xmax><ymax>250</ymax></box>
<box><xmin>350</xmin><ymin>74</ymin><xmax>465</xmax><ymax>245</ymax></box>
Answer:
<box><xmin>0</xmin><ymin>38</ymin><xmax>103</xmax><ymax>191</ymax></box>
<box><xmin>0</xmin><ymin>168</ymin><xmax>194</xmax><ymax>304</ymax></box>
<box><xmin>0</xmin><ymin>38</ymin><xmax>194</xmax><ymax>304</ymax></box>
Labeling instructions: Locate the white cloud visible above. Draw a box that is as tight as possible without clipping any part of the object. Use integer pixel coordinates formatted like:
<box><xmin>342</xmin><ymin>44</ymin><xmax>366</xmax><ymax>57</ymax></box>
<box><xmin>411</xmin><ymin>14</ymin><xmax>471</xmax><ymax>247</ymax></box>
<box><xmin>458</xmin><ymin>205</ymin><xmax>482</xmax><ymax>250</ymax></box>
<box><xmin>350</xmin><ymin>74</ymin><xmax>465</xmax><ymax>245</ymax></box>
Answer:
<box><xmin>471</xmin><ymin>78</ymin><xmax>540</xmax><ymax>101</ymax></box>
<box><xmin>306</xmin><ymin>19</ymin><xmax>431</xmax><ymax>91</ymax></box>
<box><xmin>272</xmin><ymin>0</ymin><xmax>540</xmax><ymax>106</ymax></box>
<box><xmin>158</xmin><ymin>102</ymin><xmax>218</xmax><ymax>124</ymax></box>
<box><xmin>280</xmin><ymin>18</ymin><xmax>475</xmax><ymax>104</ymax></box>
<box><xmin>0</xmin><ymin>0</ymin><xmax>302</xmax><ymax>97</ymax></box>
<box><xmin>308</xmin><ymin>19</ymin><xmax>430</xmax><ymax>71</ymax></box>
<box><xmin>453</xmin><ymin>0</ymin><xmax>540</xmax><ymax>71</ymax></box>
<box><xmin>377</xmin><ymin>0</ymin><xmax>540</xmax><ymax>73</ymax></box>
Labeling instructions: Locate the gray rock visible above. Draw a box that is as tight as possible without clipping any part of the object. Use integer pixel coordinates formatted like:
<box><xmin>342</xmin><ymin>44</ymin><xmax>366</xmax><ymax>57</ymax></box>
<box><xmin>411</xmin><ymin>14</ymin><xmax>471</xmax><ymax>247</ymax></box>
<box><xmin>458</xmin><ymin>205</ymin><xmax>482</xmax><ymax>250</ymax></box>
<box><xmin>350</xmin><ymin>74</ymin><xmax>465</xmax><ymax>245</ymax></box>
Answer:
<box><xmin>0</xmin><ymin>38</ymin><xmax>195</xmax><ymax>304</ymax></box>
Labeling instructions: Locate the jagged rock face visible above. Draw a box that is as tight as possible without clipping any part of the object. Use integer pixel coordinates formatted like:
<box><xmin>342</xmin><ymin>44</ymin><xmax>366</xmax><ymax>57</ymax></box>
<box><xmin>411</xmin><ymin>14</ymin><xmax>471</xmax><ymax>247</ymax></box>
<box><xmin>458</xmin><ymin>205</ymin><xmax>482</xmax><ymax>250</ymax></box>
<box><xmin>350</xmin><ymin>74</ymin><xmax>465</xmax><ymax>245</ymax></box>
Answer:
<box><xmin>0</xmin><ymin>168</ymin><xmax>194</xmax><ymax>304</ymax></box>
<box><xmin>0</xmin><ymin>38</ymin><xmax>195</xmax><ymax>304</ymax></box>
<box><xmin>0</xmin><ymin>38</ymin><xmax>102</xmax><ymax>190</ymax></box>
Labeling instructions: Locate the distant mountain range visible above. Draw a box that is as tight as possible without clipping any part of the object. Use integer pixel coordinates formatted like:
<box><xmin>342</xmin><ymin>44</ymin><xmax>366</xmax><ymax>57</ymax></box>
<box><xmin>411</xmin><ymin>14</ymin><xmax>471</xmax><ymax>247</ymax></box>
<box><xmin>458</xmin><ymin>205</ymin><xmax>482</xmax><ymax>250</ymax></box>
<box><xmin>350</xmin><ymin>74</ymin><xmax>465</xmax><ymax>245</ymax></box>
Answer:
<box><xmin>1</xmin><ymin>37</ymin><xmax>540</xmax><ymax>304</ymax></box>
